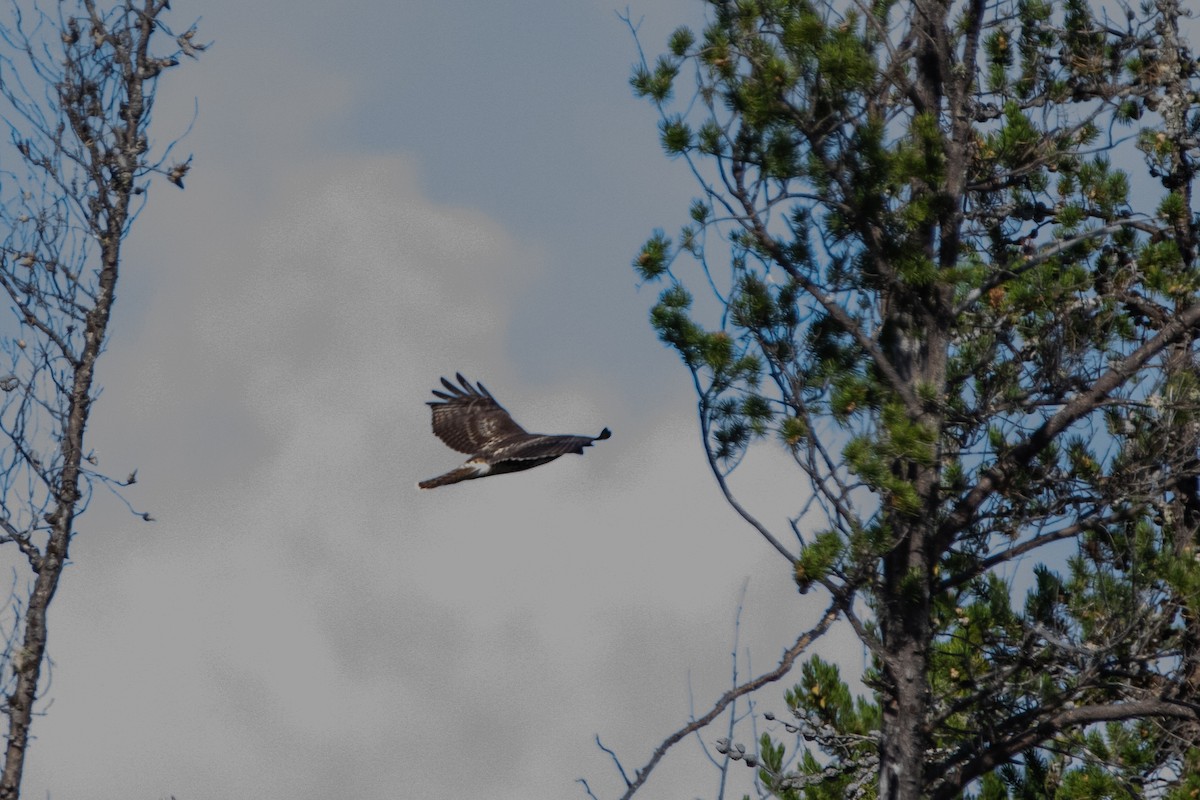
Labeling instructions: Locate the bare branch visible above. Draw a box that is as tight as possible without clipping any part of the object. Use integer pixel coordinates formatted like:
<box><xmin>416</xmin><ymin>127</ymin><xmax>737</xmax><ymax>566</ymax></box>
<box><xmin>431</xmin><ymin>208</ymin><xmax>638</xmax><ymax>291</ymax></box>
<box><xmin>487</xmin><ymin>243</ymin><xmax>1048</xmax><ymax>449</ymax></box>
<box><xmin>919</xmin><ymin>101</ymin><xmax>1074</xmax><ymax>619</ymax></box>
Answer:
<box><xmin>604</xmin><ymin>600</ymin><xmax>840</xmax><ymax>800</ymax></box>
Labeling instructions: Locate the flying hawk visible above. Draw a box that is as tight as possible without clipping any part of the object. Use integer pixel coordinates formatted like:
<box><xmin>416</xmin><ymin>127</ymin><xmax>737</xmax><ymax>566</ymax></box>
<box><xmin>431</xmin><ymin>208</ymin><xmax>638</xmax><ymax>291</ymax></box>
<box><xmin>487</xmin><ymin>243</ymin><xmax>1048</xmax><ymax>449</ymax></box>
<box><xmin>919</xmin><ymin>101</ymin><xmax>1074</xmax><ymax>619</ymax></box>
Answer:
<box><xmin>418</xmin><ymin>373</ymin><xmax>611</xmax><ymax>489</ymax></box>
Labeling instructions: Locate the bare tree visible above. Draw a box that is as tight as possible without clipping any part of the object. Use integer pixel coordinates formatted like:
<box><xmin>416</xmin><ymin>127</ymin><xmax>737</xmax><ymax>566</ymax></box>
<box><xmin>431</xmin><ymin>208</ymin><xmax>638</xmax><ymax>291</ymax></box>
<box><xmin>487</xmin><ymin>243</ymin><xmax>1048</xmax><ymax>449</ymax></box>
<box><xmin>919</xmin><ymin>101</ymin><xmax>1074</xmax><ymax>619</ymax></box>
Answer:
<box><xmin>0</xmin><ymin>2</ymin><xmax>203</xmax><ymax>796</ymax></box>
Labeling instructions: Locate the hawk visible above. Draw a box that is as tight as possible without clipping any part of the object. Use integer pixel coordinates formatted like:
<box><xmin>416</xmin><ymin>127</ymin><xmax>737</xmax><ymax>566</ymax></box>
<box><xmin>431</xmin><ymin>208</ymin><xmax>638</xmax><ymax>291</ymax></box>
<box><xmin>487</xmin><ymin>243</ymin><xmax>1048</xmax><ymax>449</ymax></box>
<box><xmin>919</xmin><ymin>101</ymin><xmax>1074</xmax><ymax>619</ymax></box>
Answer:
<box><xmin>418</xmin><ymin>373</ymin><xmax>611</xmax><ymax>489</ymax></box>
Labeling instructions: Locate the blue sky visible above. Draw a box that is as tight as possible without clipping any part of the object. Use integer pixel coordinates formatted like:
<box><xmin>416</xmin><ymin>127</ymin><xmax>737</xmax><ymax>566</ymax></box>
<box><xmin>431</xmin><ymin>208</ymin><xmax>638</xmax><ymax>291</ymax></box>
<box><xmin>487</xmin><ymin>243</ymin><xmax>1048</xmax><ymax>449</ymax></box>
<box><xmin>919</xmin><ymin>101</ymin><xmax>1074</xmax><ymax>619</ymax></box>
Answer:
<box><xmin>6</xmin><ymin>2</ymin><xmax>865</xmax><ymax>799</ymax></box>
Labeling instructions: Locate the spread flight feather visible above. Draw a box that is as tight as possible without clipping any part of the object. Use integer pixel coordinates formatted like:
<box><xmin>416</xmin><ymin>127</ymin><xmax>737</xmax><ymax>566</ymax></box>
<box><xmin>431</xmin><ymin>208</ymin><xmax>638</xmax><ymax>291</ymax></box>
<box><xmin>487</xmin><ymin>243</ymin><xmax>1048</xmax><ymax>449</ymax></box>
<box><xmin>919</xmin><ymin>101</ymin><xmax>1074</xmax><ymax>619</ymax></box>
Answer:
<box><xmin>419</xmin><ymin>373</ymin><xmax>611</xmax><ymax>489</ymax></box>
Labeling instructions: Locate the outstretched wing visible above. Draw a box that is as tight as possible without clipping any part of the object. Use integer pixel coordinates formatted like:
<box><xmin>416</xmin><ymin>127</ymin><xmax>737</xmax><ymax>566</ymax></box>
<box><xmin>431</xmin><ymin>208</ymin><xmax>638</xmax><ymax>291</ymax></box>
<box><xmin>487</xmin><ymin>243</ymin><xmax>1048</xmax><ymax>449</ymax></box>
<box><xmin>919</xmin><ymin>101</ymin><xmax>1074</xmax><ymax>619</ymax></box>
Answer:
<box><xmin>427</xmin><ymin>373</ymin><xmax>527</xmax><ymax>455</ymax></box>
<box><xmin>492</xmin><ymin>428</ymin><xmax>612</xmax><ymax>462</ymax></box>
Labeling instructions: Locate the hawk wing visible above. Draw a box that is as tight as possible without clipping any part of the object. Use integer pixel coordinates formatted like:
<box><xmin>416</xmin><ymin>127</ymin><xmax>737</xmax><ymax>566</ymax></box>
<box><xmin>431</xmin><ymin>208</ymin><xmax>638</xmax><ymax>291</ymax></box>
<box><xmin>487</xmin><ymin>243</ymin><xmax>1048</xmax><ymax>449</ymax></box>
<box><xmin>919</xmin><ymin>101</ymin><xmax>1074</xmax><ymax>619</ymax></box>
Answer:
<box><xmin>427</xmin><ymin>373</ymin><xmax>528</xmax><ymax>455</ymax></box>
<box><xmin>490</xmin><ymin>428</ymin><xmax>612</xmax><ymax>462</ymax></box>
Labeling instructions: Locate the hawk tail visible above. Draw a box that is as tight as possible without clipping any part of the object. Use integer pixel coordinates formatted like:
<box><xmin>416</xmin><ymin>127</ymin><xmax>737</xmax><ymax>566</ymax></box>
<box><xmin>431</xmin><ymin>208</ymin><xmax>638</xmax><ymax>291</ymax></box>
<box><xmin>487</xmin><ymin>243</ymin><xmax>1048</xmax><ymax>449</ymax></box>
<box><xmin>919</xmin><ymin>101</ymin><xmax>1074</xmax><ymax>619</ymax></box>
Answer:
<box><xmin>418</xmin><ymin>462</ymin><xmax>489</xmax><ymax>490</ymax></box>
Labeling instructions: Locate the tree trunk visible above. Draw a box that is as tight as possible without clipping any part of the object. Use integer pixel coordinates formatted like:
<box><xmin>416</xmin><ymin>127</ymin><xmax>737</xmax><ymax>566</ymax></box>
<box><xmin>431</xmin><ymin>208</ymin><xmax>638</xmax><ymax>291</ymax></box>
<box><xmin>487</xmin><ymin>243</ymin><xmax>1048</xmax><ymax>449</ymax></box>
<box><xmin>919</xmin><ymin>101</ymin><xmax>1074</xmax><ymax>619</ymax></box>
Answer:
<box><xmin>0</xmin><ymin>220</ymin><xmax>121</xmax><ymax>800</ymax></box>
<box><xmin>879</xmin><ymin>540</ymin><xmax>933</xmax><ymax>800</ymax></box>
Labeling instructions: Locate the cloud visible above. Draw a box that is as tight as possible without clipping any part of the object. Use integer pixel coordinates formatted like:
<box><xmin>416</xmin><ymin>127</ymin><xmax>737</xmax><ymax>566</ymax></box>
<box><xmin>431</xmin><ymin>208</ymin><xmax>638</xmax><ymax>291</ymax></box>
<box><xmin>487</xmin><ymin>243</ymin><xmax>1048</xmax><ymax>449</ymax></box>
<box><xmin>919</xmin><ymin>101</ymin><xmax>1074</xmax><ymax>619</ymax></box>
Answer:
<box><xmin>22</xmin><ymin>155</ymin><xmax>553</xmax><ymax>799</ymax></box>
<box><xmin>9</xmin><ymin>19</ymin><xmax>863</xmax><ymax>799</ymax></box>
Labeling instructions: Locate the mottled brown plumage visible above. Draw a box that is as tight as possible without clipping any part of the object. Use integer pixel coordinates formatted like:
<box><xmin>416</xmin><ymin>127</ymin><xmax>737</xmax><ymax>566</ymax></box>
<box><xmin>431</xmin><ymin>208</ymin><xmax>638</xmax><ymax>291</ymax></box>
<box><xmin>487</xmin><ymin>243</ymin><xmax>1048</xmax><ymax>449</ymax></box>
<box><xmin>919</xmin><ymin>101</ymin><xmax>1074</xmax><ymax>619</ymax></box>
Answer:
<box><xmin>418</xmin><ymin>373</ymin><xmax>611</xmax><ymax>489</ymax></box>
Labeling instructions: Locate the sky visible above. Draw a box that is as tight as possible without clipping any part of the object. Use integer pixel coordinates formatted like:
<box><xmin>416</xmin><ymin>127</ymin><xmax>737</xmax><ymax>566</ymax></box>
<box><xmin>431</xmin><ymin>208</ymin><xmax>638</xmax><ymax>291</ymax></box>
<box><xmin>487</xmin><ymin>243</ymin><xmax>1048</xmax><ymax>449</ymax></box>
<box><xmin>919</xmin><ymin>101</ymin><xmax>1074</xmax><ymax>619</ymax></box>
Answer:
<box><xmin>2</xmin><ymin>2</ymin><xmax>867</xmax><ymax>799</ymax></box>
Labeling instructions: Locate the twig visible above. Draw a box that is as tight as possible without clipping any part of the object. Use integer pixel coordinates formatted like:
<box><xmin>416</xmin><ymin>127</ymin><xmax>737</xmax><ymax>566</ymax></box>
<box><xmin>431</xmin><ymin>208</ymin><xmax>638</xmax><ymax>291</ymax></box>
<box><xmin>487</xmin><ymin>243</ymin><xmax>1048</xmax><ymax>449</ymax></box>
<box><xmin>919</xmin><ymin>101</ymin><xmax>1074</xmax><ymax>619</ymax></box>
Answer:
<box><xmin>595</xmin><ymin>735</ymin><xmax>632</xmax><ymax>788</ymax></box>
<box><xmin>694</xmin><ymin>371</ymin><xmax>796</xmax><ymax>562</ymax></box>
<box><xmin>576</xmin><ymin>777</ymin><xmax>601</xmax><ymax>800</ymax></box>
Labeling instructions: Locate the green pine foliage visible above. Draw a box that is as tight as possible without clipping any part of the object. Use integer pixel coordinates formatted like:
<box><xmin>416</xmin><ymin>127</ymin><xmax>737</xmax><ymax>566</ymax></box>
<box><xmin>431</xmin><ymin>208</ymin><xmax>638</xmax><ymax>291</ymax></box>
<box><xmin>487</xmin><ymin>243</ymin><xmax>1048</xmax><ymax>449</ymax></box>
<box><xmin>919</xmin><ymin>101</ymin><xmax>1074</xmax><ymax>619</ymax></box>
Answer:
<box><xmin>629</xmin><ymin>0</ymin><xmax>1200</xmax><ymax>796</ymax></box>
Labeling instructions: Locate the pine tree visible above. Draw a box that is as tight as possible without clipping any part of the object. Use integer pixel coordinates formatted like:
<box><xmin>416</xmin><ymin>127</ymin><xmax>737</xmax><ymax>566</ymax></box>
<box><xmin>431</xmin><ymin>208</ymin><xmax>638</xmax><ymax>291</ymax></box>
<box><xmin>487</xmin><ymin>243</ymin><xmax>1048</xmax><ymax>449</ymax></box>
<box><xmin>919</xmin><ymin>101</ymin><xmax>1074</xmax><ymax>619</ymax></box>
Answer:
<box><xmin>630</xmin><ymin>0</ymin><xmax>1200</xmax><ymax>796</ymax></box>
